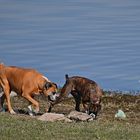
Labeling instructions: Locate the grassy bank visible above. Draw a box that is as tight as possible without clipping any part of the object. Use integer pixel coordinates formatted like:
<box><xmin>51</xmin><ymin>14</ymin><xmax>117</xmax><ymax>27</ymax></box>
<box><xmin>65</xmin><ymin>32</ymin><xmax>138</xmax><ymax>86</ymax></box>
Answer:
<box><xmin>0</xmin><ymin>93</ymin><xmax>140</xmax><ymax>140</ymax></box>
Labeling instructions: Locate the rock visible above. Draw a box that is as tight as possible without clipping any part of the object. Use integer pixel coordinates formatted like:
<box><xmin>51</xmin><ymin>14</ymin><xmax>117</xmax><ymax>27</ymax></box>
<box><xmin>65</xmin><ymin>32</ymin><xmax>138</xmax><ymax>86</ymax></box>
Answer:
<box><xmin>67</xmin><ymin>111</ymin><xmax>94</xmax><ymax>122</ymax></box>
<box><xmin>38</xmin><ymin>113</ymin><xmax>72</xmax><ymax>122</ymax></box>
<box><xmin>115</xmin><ymin>109</ymin><xmax>126</xmax><ymax>119</ymax></box>
<box><xmin>38</xmin><ymin>111</ymin><xmax>94</xmax><ymax>122</ymax></box>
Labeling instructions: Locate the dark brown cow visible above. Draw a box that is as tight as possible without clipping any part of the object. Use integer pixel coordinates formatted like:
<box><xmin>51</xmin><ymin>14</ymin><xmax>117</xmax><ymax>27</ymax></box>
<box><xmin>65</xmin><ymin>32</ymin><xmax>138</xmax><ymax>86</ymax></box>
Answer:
<box><xmin>48</xmin><ymin>74</ymin><xmax>103</xmax><ymax>118</ymax></box>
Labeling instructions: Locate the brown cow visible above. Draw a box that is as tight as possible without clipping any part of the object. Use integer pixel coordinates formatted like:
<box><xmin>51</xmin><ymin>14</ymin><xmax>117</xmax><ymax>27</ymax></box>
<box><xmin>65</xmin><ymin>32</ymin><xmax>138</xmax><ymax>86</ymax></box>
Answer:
<box><xmin>48</xmin><ymin>74</ymin><xmax>103</xmax><ymax>118</ymax></box>
<box><xmin>0</xmin><ymin>63</ymin><xmax>57</xmax><ymax>115</ymax></box>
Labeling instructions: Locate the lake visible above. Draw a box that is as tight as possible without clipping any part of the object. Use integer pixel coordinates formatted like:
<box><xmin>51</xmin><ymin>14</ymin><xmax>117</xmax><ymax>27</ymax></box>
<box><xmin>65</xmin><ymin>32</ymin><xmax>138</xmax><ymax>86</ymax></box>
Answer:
<box><xmin>0</xmin><ymin>0</ymin><xmax>140</xmax><ymax>92</ymax></box>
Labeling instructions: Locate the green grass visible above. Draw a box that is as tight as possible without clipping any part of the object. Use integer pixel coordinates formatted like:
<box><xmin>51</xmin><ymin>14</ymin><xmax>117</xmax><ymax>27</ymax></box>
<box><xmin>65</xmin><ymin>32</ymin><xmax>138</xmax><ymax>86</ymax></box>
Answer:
<box><xmin>0</xmin><ymin>113</ymin><xmax>140</xmax><ymax>140</ymax></box>
<box><xmin>0</xmin><ymin>93</ymin><xmax>140</xmax><ymax>140</ymax></box>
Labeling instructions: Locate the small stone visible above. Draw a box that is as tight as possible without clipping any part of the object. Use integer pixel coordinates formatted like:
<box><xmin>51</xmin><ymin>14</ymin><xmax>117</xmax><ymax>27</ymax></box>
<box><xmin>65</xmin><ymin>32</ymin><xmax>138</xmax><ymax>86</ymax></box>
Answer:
<box><xmin>67</xmin><ymin>111</ymin><xmax>93</xmax><ymax>121</ymax></box>
<box><xmin>115</xmin><ymin>109</ymin><xmax>126</xmax><ymax>119</ymax></box>
<box><xmin>38</xmin><ymin>113</ymin><xmax>71</xmax><ymax>122</ymax></box>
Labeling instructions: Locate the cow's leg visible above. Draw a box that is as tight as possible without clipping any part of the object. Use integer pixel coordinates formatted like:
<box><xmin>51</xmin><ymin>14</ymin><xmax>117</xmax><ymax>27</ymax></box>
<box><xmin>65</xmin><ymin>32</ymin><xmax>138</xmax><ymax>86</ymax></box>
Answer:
<box><xmin>71</xmin><ymin>91</ymin><xmax>81</xmax><ymax>111</ymax></box>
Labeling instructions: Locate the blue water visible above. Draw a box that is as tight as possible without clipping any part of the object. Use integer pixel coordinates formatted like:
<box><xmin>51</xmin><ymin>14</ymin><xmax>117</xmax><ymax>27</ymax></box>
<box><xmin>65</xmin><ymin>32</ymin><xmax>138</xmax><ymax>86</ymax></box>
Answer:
<box><xmin>0</xmin><ymin>0</ymin><xmax>140</xmax><ymax>91</ymax></box>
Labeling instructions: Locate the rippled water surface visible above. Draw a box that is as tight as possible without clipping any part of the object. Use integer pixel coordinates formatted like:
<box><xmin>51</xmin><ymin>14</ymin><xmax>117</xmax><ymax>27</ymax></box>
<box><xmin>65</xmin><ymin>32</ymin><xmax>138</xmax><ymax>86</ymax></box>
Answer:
<box><xmin>0</xmin><ymin>0</ymin><xmax>140</xmax><ymax>91</ymax></box>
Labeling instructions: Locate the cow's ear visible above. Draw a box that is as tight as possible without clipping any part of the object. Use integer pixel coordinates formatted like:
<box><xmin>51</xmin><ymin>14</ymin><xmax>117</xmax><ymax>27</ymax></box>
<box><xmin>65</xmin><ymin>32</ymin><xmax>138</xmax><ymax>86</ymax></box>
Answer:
<box><xmin>45</xmin><ymin>82</ymin><xmax>52</xmax><ymax>89</ymax></box>
<box><xmin>65</xmin><ymin>74</ymin><xmax>69</xmax><ymax>80</ymax></box>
